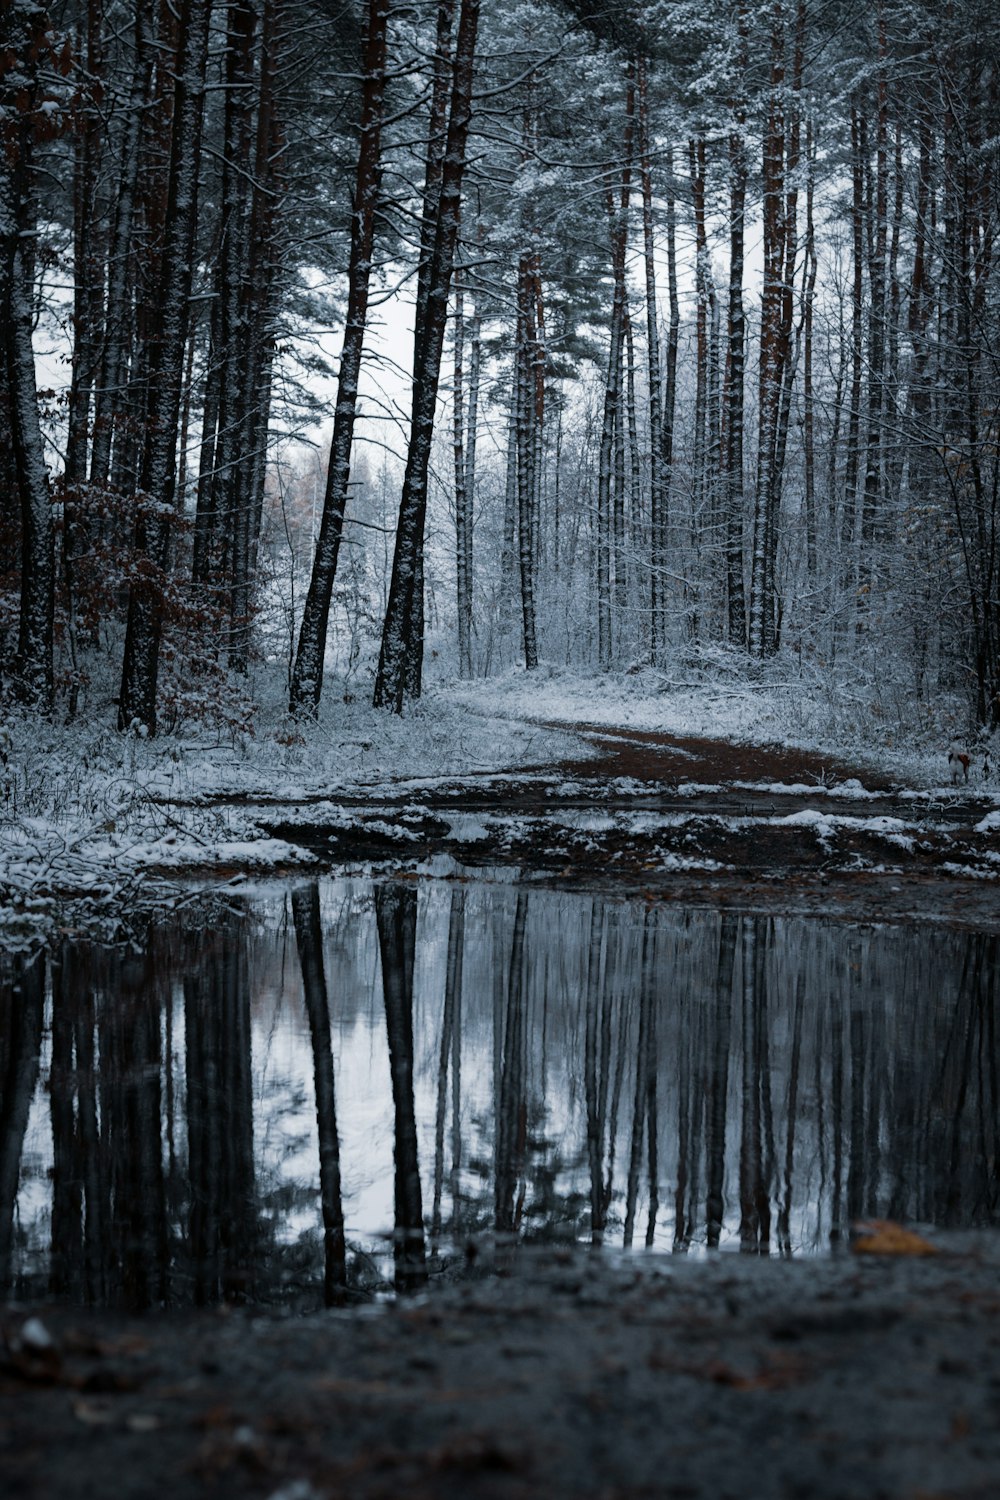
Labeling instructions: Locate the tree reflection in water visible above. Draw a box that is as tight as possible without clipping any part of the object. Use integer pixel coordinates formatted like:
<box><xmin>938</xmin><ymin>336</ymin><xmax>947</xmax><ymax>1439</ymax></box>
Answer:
<box><xmin>375</xmin><ymin>882</ymin><xmax>428</xmax><ymax>1292</ymax></box>
<box><xmin>292</xmin><ymin>884</ymin><xmax>347</xmax><ymax>1303</ymax></box>
<box><xmin>1</xmin><ymin>880</ymin><xmax>998</xmax><ymax>1307</ymax></box>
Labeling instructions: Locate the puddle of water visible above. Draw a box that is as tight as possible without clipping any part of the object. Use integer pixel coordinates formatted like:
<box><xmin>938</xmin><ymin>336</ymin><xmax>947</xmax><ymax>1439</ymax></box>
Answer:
<box><xmin>1</xmin><ymin>877</ymin><xmax>997</xmax><ymax>1310</ymax></box>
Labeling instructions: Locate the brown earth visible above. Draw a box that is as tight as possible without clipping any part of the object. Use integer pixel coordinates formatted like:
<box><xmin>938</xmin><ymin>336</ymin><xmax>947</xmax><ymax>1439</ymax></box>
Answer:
<box><xmin>534</xmin><ymin>720</ymin><xmax>902</xmax><ymax>787</ymax></box>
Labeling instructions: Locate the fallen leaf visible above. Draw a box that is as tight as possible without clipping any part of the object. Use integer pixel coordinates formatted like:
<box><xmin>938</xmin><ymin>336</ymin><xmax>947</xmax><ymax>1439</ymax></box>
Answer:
<box><xmin>851</xmin><ymin>1220</ymin><xmax>938</xmax><ymax>1256</ymax></box>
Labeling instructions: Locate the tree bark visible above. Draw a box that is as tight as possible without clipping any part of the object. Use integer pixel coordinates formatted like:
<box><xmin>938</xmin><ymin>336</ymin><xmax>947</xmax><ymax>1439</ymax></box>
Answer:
<box><xmin>749</xmin><ymin>2</ymin><xmax>789</xmax><ymax>658</ymax></box>
<box><xmin>638</xmin><ymin>53</ymin><xmax>666</xmax><ymax>662</ymax></box>
<box><xmin>596</xmin><ymin>68</ymin><xmax>634</xmax><ymax>669</ymax></box>
<box><xmin>117</xmin><ymin>0</ymin><xmax>211</xmax><ymax>732</ymax></box>
<box><xmin>289</xmin><ymin>0</ymin><xmax>390</xmax><ymax>715</ymax></box>
<box><xmin>453</xmin><ymin>269</ymin><xmax>473</xmax><ymax>677</ymax></box>
<box><xmin>373</xmin><ymin>0</ymin><xmax>481</xmax><ymax>711</ymax></box>
<box><xmin>724</xmin><ymin>2</ymin><xmax>749</xmax><ymax>645</ymax></box>
<box><xmin>1</xmin><ymin>0</ymin><xmax>55</xmax><ymax>710</ymax></box>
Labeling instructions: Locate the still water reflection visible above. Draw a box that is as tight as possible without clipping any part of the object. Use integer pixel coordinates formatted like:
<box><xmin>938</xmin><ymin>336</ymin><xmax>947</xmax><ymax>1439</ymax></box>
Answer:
<box><xmin>1</xmin><ymin>878</ymin><xmax>997</xmax><ymax>1308</ymax></box>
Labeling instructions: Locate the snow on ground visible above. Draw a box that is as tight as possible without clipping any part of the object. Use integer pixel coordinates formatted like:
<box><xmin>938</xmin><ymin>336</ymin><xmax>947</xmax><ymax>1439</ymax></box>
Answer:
<box><xmin>0</xmin><ymin>686</ymin><xmax>588</xmax><ymax>940</ymax></box>
<box><xmin>448</xmin><ymin>662</ymin><xmax>813</xmax><ymax>742</ymax></box>
<box><xmin>2</xmin><ymin>661</ymin><xmax>997</xmax><ymax>942</ymax></box>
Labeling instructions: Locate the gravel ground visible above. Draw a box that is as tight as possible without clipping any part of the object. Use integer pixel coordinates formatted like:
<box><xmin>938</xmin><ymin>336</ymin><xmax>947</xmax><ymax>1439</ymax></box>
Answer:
<box><xmin>4</xmin><ymin>1235</ymin><xmax>1000</xmax><ymax>1499</ymax></box>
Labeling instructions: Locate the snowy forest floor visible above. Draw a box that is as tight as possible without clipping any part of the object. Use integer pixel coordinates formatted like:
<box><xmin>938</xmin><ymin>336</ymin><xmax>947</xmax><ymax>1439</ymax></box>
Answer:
<box><xmin>2</xmin><ymin>664</ymin><xmax>998</xmax><ymax>945</ymax></box>
<box><xmin>4</xmin><ymin>1234</ymin><xmax>1000</xmax><ymax>1499</ymax></box>
<box><xmin>4</xmin><ymin>669</ymin><xmax>1000</xmax><ymax>1496</ymax></box>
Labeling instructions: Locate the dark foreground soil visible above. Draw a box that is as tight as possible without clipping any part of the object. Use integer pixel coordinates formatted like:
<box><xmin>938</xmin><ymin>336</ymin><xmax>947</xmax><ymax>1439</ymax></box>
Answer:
<box><xmin>4</xmin><ymin>1236</ymin><xmax>1000</xmax><ymax>1499</ymax></box>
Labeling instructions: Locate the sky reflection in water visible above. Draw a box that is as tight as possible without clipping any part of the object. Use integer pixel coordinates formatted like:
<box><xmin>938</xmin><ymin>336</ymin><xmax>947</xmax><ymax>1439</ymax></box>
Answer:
<box><xmin>1</xmin><ymin>877</ymin><xmax>997</xmax><ymax>1309</ymax></box>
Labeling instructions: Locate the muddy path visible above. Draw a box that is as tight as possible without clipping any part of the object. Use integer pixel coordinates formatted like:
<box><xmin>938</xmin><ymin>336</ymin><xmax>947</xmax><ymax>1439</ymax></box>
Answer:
<box><xmin>239</xmin><ymin>724</ymin><xmax>1000</xmax><ymax>931</ymax></box>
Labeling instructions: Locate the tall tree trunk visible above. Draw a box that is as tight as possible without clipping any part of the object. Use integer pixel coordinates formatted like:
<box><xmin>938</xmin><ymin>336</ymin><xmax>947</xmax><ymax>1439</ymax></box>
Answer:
<box><xmin>724</xmin><ymin>1</ymin><xmax>749</xmax><ymax>645</ymax></box>
<box><xmin>802</xmin><ymin>117</ymin><xmax>818</xmax><ymax>576</ymax></box>
<box><xmin>767</xmin><ymin>0</ymin><xmax>804</xmax><ymax>647</ymax></box>
<box><xmin>63</xmin><ymin>0</ymin><xmax>107</xmax><ymax>708</ymax></box>
<box><xmin>373</xmin><ymin>0</ymin><xmax>481</xmax><ymax>712</ymax></box>
<box><xmin>905</xmin><ymin>87</ymin><xmax>935</xmax><ymax>695</ymax></box>
<box><xmin>289</xmin><ymin>0</ymin><xmax>389</xmax><ymax>715</ymax></box>
<box><xmin>842</xmin><ymin>99</ymin><xmax>865</xmax><ymax>591</ymax></box>
<box><xmin>613</xmin><ymin>324</ymin><xmax>628</xmax><ymax>625</ymax></box>
<box><xmin>858</xmin><ymin>6</ymin><xmax>889</xmax><ymax>629</ymax></box>
<box><xmin>117</xmin><ymin>0</ymin><xmax>211</xmax><ymax>732</ymax></box>
<box><xmin>231</xmin><ymin>0</ymin><xmax>284</xmax><ymax>667</ymax></box>
<box><xmin>453</xmin><ymin>269</ymin><xmax>473</xmax><ymax>677</ymax></box>
<box><xmin>638</xmin><ymin>54</ymin><xmax>666</xmax><ymax>662</ymax></box>
<box><xmin>625</xmin><ymin>309</ymin><xmax>642</xmax><ymax>590</ymax></box>
<box><xmin>689</xmin><ymin>135</ymin><xmax>710</xmax><ymax>573</ymax></box>
<box><xmin>596</xmin><ymin>68</ymin><xmax>634</xmax><ymax>669</ymax></box>
<box><xmin>515</xmin><ymin>253</ymin><xmax>539</xmax><ymax>669</ymax></box>
<box><xmin>661</xmin><ymin>149</ymin><xmax>680</xmax><ymax>649</ymax></box>
<box><xmin>90</xmin><ymin>0</ymin><xmax>153</xmax><ymax>493</ymax></box>
<box><xmin>750</xmin><ymin>2</ymin><xmax>789</xmax><ymax>658</ymax></box>
<box><xmin>1</xmin><ymin>0</ymin><xmax>55</xmax><ymax>710</ymax></box>
<box><xmin>208</xmin><ymin>0</ymin><xmax>257</xmax><ymax>666</ymax></box>
<box><xmin>462</xmin><ymin>273</ymin><xmax>480</xmax><ymax>666</ymax></box>
<box><xmin>500</xmin><ymin>393</ymin><xmax>518</xmax><ymax>644</ymax></box>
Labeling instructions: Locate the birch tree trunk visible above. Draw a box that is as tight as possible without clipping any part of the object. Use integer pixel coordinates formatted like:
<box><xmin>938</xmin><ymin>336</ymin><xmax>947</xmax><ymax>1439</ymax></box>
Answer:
<box><xmin>662</xmin><ymin>149</ymin><xmax>680</xmax><ymax>646</ymax></box>
<box><xmin>842</xmin><ymin>100</ymin><xmax>865</xmax><ymax>592</ymax></box>
<box><xmin>802</xmin><ymin>119</ymin><xmax>818</xmax><ymax>576</ymax></box>
<box><xmin>515</xmin><ymin>253</ymin><xmax>539</xmax><ymax>670</ymax></box>
<box><xmin>453</xmin><ymin>270</ymin><xmax>473</xmax><ymax>677</ymax></box>
<box><xmin>638</xmin><ymin>54</ymin><xmax>666</xmax><ymax>662</ymax></box>
<box><xmin>858</xmin><ymin>6</ymin><xmax>889</xmax><ymax>628</ymax></box>
<box><xmin>461</xmin><ymin>275</ymin><xmax>480</xmax><ymax>671</ymax></box>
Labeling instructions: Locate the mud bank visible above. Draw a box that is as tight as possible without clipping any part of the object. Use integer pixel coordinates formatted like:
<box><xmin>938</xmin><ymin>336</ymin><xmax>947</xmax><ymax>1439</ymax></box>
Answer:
<box><xmin>255</xmin><ymin>726</ymin><xmax>1000</xmax><ymax>931</ymax></box>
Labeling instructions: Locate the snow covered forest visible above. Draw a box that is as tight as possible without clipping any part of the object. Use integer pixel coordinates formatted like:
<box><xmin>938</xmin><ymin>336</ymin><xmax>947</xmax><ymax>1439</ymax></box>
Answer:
<box><xmin>2</xmin><ymin>0</ymin><xmax>999</xmax><ymax>744</ymax></box>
